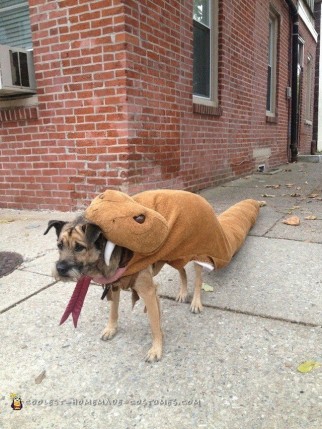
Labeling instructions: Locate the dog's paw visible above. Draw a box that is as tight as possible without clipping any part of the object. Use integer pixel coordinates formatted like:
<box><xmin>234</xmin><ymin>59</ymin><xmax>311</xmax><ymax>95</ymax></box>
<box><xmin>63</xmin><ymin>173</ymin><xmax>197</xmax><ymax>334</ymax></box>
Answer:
<box><xmin>190</xmin><ymin>299</ymin><xmax>203</xmax><ymax>314</ymax></box>
<box><xmin>145</xmin><ymin>345</ymin><xmax>162</xmax><ymax>363</ymax></box>
<box><xmin>176</xmin><ymin>291</ymin><xmax>188</xmax><ymax>303</ymax></box>
<box><xmin>101</xmin><ymin>325</ymin><xmax>118</xmax><ymax>341</ymax></box>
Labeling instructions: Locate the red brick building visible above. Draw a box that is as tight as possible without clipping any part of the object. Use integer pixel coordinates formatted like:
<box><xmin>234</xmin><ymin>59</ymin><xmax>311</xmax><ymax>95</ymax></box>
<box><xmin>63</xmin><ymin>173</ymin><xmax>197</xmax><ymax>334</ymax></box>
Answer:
<box><xmin>314</xmin><ymin>0</ymin><xmax>322</xmax><ymax>151</ymax></box>
<box><xmin>0</xmin><ymin>0</ymin><xmax>317</xmax><ymax>210</ymax></box>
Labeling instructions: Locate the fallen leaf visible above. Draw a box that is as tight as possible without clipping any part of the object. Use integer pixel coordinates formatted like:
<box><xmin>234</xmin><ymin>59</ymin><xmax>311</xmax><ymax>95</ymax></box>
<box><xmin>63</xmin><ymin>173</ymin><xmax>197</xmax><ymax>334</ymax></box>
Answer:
<box><xmin>35</xmin><ymin>370</ymin><xmax>46</xmax><ymax>384</ymax></box>
<box><xmin>305</xmin><ymin>215</ymin><xmax>317</xmax><ymax>220</ymax></box>
<box><xmin>265</xmin><ymin>184</ymin><xmax>280</xmax><ymax>189</ymax></box>
<box><xmin>285</xmin><ymin>183</ymin><xmax>294</xmax><ymax>188</ymax></box>
<box><xmin>0</xmin><ymin>218</ymin><xmax>15</xmax><ymax>224</ymax></box>
<box><xmin>202</xmin><ymin>283</ymin><xmax>214</xmax><ymax>292</ymax></box>
<box><xmin>262</xmin><ymin>194</ymin><xmax>275</xmax><ymax>198</ymax></box>
<box><xmin>297</xmin><ymin>361</ymin><xmax>321</xmax><ymax>373</ymax></box>
<box><xmin>282</xmin><ymin>216</ymin><xmax>300</xmax><ymax>226</ymax></box>
<box><xmin>290</xmin><ymin>206</ymin><xmax>301</xmax><ymax>210</ymax></box>
<box><xmin>290</xmin><ymin>193</ymin><xmax>301</xmax><ymax>197</ymax></box>
<box><xmin>308</xmin><ymin>193</ymin><xmax>319</xmax><ymax>198</ymax></box>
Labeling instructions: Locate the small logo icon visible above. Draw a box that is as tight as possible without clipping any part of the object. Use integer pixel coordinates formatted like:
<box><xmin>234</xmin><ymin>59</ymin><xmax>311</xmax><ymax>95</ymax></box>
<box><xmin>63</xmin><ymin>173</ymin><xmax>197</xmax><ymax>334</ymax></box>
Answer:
<box><xmin>10</xmin><ymin>393</ymin><xmax>23</xmax><ymax>410</ymax></box>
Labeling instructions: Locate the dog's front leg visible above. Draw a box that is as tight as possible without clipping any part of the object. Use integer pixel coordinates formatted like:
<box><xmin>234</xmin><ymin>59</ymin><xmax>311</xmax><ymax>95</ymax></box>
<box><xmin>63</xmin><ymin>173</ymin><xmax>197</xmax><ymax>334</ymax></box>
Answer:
<box><xmin>101</xmin><ymin>286</ymin><xmax>120</xmax><ymax>340</ymax></box>
<box><xmin>133</xmin><ymin>267</ymin><xmax>163</xmax><ymax>362</ymax></box>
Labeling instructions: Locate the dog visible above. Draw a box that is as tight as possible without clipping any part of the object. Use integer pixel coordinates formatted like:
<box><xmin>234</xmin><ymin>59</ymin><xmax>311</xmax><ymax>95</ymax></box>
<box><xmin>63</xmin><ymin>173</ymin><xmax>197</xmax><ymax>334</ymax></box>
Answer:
<box><xmin>44</xmin><ymin>216</ymin><xmax>205</xmax><ymax>362</ymax></box>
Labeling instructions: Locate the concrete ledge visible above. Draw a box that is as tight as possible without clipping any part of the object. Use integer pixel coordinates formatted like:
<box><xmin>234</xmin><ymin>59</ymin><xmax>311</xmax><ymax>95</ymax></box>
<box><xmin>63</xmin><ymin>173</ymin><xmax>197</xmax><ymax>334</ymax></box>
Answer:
<box><xmin>298</xmin><ymin>154</ymin><xmax>322</xmax><ymax>163</ymax></box>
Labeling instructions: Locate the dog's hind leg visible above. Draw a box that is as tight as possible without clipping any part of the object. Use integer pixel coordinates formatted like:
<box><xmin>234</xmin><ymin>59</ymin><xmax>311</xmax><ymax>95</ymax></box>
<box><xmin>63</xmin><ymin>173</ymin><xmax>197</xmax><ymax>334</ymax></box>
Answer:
<box><xmin>176</xmin><ymin>267</ymin><xmax>188</xmax><ymax>303</ymax></box>
<box><xmin>190</xmin><ymin>263</ymin><xmax>203</xmax><ymax>313</ymax></box>
<box><xmin>133</xmin><ymin>266</ymin><xmax>163</xmax><ymax>363</ymax></box>
<box><xmin>101</xmin><ymin>286</ymin><xmax>120</xmax><ymax>340</ymax></box>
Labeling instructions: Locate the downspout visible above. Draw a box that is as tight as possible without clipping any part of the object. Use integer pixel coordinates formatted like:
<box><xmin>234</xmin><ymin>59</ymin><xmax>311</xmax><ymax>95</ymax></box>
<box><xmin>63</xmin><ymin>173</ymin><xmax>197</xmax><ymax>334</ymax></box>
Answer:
<box><xmin>285</xmin><ymin>0</ymin><xmax>299</xmax><ymax>162</ymax></box>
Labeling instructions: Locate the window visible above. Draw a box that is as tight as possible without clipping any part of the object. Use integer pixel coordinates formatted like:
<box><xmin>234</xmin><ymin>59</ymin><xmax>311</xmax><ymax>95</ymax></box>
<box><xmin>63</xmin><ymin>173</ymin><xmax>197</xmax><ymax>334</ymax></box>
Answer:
<box><xmin>305</xmin><ymin>0</ymin><xmax>314</xmax><ymax>14</ymax></box>
<box><xmin>193</xmin><ymin>0</ymin><xmax>218</xmax><ymax>107</ymax></box>
<box><xmin>266</xmin><ymin>10</ymin><xmax>278</xmax><ymax>116</ymax></box>
<box><xmin>305</xmin><ymin>54</ymin><xmax>313</xmax><ymax>122</ymax></box>
<box><xmin>0</xmin><ymin>1</ymin><xmax>36</xmax><ymax>103</ymax></box>
<box><xmin>0</xmin><ymin>0</ymin><xmax>33</xmax><ymax>49</ymax></box>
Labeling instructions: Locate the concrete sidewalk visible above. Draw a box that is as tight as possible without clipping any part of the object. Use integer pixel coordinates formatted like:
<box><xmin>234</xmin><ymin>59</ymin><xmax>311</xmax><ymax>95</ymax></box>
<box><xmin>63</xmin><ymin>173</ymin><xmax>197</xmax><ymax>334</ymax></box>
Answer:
<box><xmin>0</xmin><ymin>162</ymin><xmax>321</xmax><ymax>429</ymax></box>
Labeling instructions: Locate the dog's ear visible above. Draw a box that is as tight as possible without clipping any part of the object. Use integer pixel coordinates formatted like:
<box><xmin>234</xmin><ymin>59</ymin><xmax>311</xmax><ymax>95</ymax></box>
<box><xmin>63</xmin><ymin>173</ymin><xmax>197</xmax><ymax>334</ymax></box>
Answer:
<box><xmin>44</xmin><ymin>220</ymin><xmax>66</xmax><ymax>237</ymax></box>
<box><xmin>84</xmin><ymin>223</ymin><xmax>102</xmax><ymax>245</ymax></box>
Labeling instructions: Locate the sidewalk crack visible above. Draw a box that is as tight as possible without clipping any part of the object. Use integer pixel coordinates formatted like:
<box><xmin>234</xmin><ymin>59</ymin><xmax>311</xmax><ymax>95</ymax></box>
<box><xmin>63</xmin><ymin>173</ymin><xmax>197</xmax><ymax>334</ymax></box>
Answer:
<box><xmin>0</xmin><ymin>281</ymin><xmax>57</xmax><ymax>314</ymax></box>
<box><xmin>159</xmin><ymin>294</ymin><xmax>321</xmax><ymax>328</ymax></box>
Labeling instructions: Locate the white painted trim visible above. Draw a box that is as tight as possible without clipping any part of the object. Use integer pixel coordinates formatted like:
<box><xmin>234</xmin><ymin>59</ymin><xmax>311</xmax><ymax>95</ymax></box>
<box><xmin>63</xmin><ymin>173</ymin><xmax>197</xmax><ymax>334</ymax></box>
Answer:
<box><xmin>298</xmin><ymin>0</ymin><xmax>318</xmax><ymax>42</ymax></box>
<box><xmin>193</xmin><ymin>0</ymin><xmax>218</xmax><ymax>106</ymax></box>
<box><xmin>318</xmin><ymin>4</ymin><xmax>322</xmax><ymax>152</ymax></box>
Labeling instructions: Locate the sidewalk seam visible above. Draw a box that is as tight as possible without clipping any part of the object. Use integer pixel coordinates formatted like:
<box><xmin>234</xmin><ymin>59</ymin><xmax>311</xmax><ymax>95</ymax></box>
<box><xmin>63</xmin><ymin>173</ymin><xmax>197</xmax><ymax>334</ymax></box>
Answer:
<box><xmin>159</xmin><ymin>294</ymin><xmax>321</xmax><ymax>328</ymax></box>
<box><xmin>0</xmin><ymin>281</ymin><xmax>57</xmax><ymax>314</ymax></box>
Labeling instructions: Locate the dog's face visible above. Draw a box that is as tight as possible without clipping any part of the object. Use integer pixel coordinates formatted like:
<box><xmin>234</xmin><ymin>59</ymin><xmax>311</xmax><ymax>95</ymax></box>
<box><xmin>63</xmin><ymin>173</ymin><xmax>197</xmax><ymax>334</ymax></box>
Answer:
<box><xmin>44</xmin><ymin>216</ymin><xmax>132</xmax><ymax>282</ymax></box>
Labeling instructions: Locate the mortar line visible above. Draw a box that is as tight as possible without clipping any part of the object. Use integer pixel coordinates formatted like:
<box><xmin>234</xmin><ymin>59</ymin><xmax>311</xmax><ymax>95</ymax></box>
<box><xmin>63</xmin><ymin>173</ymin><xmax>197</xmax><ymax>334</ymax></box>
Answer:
<box><xmin>0</xmin><ymin>281</ymin><xmax>58</xmax><ymax>314</ymax></box>
<box><xmin>159</xmin><ymin>294</ymin><xmax>321</xmax><ymax>328</ymax></box>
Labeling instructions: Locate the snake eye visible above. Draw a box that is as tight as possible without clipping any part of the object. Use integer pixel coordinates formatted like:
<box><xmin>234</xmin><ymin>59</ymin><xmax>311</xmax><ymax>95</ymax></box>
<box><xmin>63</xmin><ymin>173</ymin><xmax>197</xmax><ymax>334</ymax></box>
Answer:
<box><xmin>133</xmin><ymin>214</ymin><xmax>145</xmax><ymax>224</ymax></box>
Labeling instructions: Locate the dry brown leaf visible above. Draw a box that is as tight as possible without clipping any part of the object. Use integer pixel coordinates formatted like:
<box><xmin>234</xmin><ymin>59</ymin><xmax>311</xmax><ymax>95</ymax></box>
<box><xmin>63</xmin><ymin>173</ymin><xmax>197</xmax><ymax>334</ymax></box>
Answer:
<box><xmin>308</xmin><ymin>193</ymin><xmax>319</xmax><ymax>198</ymax></box>
<box><xmin>0</xmin><ymin>218</ymin><xmax>15</xmax><ymax>224</ymax></box>
<box><xmin>305</xmin><ymin>215</ymin><xmax>317</xmax><ymax>220</ymax></box>
<box><xmin>262</xmin><ymin>194</ymin><xmax>275</xmax><ymax>198</ymax></box>
<box><xmin>35</xmin><ymin>370</ymin><xmax>46</xmax><ymax>384</ymax></box>
<box><xmin>285</xmin><ymin>183</ymin><xmax>294</xmax><ymax>188</ymax></box>
<box><xmin>265</xmin><ymin>184</ymin><xmax>280</xmax><ymax>189</ymax></box>
<box><xmin>282</xmin><ymin>216</ymin><xmax>300</xmax><ymax>226</ymax></box>
<box><xmin>290</xmin><ymin>193</ymin><xmax>301</xmax><ymax>197</ymax></box>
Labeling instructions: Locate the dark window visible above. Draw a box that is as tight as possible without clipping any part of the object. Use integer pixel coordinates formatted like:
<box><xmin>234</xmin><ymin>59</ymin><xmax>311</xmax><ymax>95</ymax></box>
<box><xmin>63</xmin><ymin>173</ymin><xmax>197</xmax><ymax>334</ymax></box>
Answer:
<box><xmin>266</xmin><ymin>14</ymin><xmax>278</xmax><ymax>115</ymax></box>
<box><xmin>193</xmin><ymin>20</ymin><xmax>210</xmax><ymax>97</ymax></box>
<box><xmin>10</xmin><ymin>50</ymin><xmax>30</xmax><ymax>87</ymax></box>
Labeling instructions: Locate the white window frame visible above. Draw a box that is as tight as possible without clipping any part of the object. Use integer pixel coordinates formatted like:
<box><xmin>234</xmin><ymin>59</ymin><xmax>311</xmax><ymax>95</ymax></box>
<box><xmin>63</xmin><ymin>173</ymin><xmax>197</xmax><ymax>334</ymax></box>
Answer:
<box><xmin>0</xmin><ymin>0</ymin><xmax>37</xmax><ymax>104</ymax></box>
<box><xmin>305</xmin><ymin>0</ymin><xmax>314</xmax><ymax>14</ymax></box>
<box><xmin>266</xmin><ymin>9</ymin><xmax>278</xmax><ymax>117</ymax></box>
<box><xmin>193</xmin><ymin>0</ymin><xmax>219</xmax><ymax>107</ymax></box>
<box><xmin>305</xmin><ymin>53</ymin><xmax>313</xmax><ymax>123</ymax></box>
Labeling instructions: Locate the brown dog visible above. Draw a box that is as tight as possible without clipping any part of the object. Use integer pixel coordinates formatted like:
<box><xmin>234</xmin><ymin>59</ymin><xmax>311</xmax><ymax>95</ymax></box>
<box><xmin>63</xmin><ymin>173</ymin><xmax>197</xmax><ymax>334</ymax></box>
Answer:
<box><xmin>44</xmin><ymin>216</ymin><xmax>204</xmax><ymax>362</ymax></box>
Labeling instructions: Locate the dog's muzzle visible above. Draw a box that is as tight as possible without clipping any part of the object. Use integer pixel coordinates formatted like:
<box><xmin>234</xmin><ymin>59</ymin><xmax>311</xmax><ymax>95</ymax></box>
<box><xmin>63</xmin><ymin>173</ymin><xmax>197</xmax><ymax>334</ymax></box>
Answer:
<box><xmin>56</xmin><ymin>261</ymin><xmax>82</xmax><ymax>278</ymax></box>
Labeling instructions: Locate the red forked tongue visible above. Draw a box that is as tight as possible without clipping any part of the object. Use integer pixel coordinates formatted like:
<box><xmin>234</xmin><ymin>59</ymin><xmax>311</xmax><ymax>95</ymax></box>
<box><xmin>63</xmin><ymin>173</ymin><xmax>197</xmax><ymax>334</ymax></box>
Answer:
<box><xmin>60</xmin><ymin>276</ymin><xmax>92</xmax><ymax>328</ymax></box>
<box><xmin>59</xmin><ymin>267</ymin><xmax>127</xmax><ymax>328</ymax></box>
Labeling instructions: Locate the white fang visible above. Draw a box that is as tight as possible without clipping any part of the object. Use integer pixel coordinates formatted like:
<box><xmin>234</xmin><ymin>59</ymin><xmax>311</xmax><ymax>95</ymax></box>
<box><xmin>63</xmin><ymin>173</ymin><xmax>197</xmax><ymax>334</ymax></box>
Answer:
<box><xmin>104</xmin><ymin>241</ymin><xmax>116</xmax><ymax>266</ymax></box>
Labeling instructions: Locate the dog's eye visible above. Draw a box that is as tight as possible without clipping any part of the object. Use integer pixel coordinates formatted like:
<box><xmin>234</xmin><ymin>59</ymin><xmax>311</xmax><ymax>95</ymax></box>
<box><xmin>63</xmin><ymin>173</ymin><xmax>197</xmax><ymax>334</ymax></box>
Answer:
<box><xmin>133</xmin><ymin>214</ymin><xmax>145</xmax><ymax>224</ymax></box>
<box><xmin>74</xmin><ymin>243</ymin><xmax>86</xmax><ymax>252</ymax></box>
<box><xmin>57</xmin><ymin>242</ymin><xmax>63</xmax><ymax>250</ymax></box>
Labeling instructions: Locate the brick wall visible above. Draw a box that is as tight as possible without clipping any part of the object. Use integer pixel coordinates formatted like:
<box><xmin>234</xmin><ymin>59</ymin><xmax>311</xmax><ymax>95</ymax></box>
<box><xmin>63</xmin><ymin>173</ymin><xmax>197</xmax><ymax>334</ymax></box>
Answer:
<box><xmin>0</xmin><ymin>0</ymin><xmax>129</xmax><ymax>210</ymax></box>
<box><xmin>0</xmin><ymin>0</ymin><xmax>316</xmax><ymax>210</ymax></box>
<box><xmin>123</xmin><ymin>0</ymin><xmax>292</xmax><ymax>194</ymax></box>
